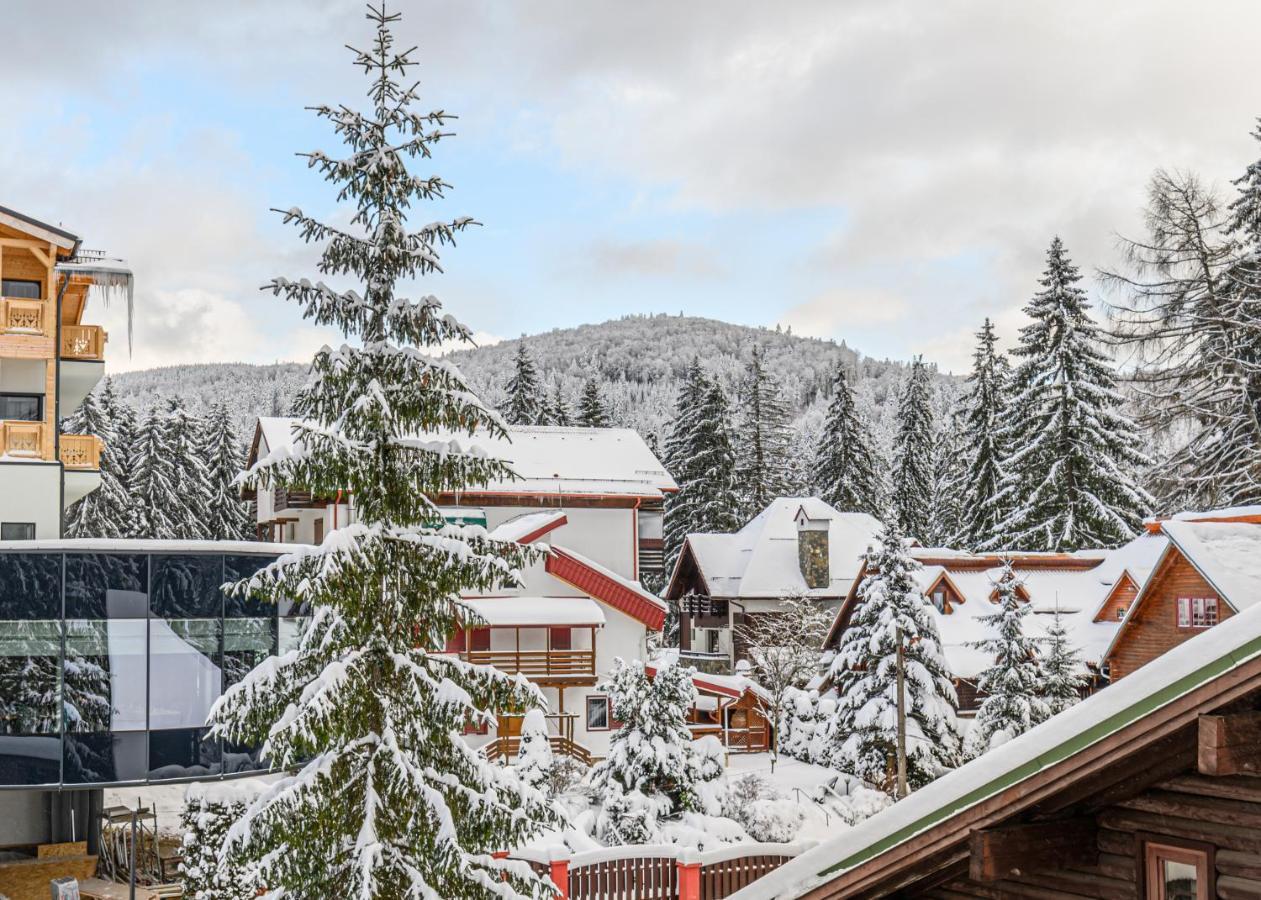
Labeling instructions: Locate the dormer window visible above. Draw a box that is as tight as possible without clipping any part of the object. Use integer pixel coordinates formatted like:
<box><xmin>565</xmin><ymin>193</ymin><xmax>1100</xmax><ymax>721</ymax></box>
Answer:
<box><xmin>1116</xmin><ymin>605</ymin><xmax>1127</xmax><ymax>621</ymax></box>
<box><xmin>931</xmin><ymin>587</ymin><xmax>947</xmax><ymax>613</ymax></box>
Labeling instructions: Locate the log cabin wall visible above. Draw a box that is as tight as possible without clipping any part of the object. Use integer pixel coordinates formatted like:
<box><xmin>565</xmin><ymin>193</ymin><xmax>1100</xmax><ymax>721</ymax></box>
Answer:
<box><xmin>1108</xmin><ymin>552</ymin><xmax>1230</xmax><ymax>681</ymax></box>
<box><xmin>1096</xmin><ymin>573</ymin><xmax>1140</xmax><ymax>624</ymax></box>
<box><xmin>914</xmin><ymin>770</ymin><xmax>1261</xmax><ymax>899</ymax></box>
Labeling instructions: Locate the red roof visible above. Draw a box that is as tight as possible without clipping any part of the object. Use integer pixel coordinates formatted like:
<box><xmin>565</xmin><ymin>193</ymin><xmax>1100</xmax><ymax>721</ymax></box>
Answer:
<box><xmin>546</xmin><ymin>546</ymin><xmax>666</xmax><ymax>631</ymax></box>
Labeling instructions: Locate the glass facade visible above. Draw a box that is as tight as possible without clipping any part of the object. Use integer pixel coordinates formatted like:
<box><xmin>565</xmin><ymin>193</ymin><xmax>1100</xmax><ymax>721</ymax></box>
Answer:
<box><xmin>0</xmin><ymin>548</ymin><xmax>291</xmax><ymax>788</ymax></box>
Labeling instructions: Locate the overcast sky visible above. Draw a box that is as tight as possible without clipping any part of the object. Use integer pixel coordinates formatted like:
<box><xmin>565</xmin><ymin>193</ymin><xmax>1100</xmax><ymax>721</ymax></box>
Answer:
<box><xmin>4</xmin><ymin>1</ymin><xmax>1260</xmax><ymax>374</ymax></box>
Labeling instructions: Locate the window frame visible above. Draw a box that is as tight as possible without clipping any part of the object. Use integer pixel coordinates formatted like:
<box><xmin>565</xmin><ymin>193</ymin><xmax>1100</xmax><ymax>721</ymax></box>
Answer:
<box><xmin>1139</xmin><ymin>833</ymin><xmax>1213</xmax><ymax>900</ymax></box>
<box><xmin>586</xmin><ymin>695</ymin><xmax>611</xmax><ymax>732</ymax></box>
<box><xmin>0</xmin><ymin>279</ymin><xmax>42</xmax><ymax>300</ymax></box>
<box><xmin>0</xmin><ymin>393</ymin><xmax>44</xmax><ymax>423</ymax></box>
<box><xmin>1177</xmin><ymin>597</ymin><xmax>1219</xmax><ymax>629</ymax></box>
<box><xmin>0</xmin><ymin>522</ymin><xmax>36</xmax><ymax>541</ymax></box>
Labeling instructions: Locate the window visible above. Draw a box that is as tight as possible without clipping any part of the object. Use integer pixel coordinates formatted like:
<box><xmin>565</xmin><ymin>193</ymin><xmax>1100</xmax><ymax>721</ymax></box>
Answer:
<box><xmin>1177</xmin><ymin>598</ymin><xmax>1218</xmax><ymax>629</ymax></box>
<box><xmin>586</xmin><ymin>695</ymin><xmax>610</xmax><ymax>731</ymax></box>
<box><xmin>931</xmin><ymin>588</ymin><xmax>946</xmax><ymax>613</ymax></box>
<box><xmin>470</xmin><ymin>628</ymin><xmax>490</xmax><ymax>652</ymax></box>
<box><xmin>0</xmin><ymin>279</ymin><xmax>41</xmax><ymax>300</ymax></box>
<box><xmin>1117</xmin><ymin>605</ymin><xmax>1128</xmax><ymax>621</ymax></box>
<box><xmin>706</xmin><ymin>629</ymin><xmax>721</xmax><ymax>655</ymax></box>
<box><xmin>0</xmin><ymin>522</ymin><xmax>35</xmax><ymax>541</ymax></box>
<box><xmin>0</xmin><ymin>394</ymin><xmax>42</xmax><ymax>422</ymax></box>
<box><xmin>1144</xmin><ymin>839</ymin><xmax>1211</xmax><ymax>900</ymax></box>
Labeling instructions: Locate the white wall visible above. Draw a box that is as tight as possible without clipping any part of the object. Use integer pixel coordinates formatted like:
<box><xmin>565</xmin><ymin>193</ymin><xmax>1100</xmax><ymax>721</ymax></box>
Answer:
<box><xmin>0</xmin><ymin>358</ymin><xmax>46</xmax><ymax>394</ymax></box>
<box><xmin>0</xmin><ymin>463</ymin><xmax>62</xmax><ymax>538</ymax></box>
<box><xmin>481</xmin><ymin>505</ymin><xmax>637</xmax><ymax>579</ymax></box>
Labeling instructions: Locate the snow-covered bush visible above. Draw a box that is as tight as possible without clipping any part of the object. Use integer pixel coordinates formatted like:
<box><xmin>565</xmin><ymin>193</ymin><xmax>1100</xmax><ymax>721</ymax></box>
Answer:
<box><xmin>722</xmin><ymin>774</ymin><xmax>804</xmax><ymax>843</ymax></box>
<box><xmin>515</xmin><ymin>709</ymin><xmax>554</xmax><ymax>791</ymax></box>
<box><xmin>546</xmin><ymin>756</ymin><xmax>590</xmax><ymax>799</ymax></box>
<box><xmin>596</xmin><ymin>785</ymin><xmax>669</xmax><ymax>846</ymax></box>
<box><xmin>782</xmin><ymin>688</ymin><xmax>817</xmax><ymax>760</ymax></box>
<box><xmin>809</xmin><ymin>697</ymin><xmax>836</xmax><ymax>766</ymax></box>
<box><xmin>814</xmin><ymin>772</ymin><xmax>893</xmax><ymax>826</ymax></box>
<box><xmin>688</xmin><ymin>735</ymin><xmax>729</xmax><ymax>816</ymax></box>
<box><xmin>179</xmin><ymin>781</ymin><xmax>262</xmax><ymax>900</ymax></box>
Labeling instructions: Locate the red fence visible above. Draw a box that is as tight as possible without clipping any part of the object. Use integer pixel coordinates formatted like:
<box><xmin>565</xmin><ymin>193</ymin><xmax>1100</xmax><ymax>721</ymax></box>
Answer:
<box><xmin>513</xmin><ymin>841</ymin><xmax>811</xmax><ymax>900</ymax></box>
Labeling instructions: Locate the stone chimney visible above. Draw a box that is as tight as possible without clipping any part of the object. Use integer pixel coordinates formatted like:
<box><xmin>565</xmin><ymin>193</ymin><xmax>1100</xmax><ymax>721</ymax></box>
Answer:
<box><xmin>795</xmin><ymin>506</ymin><xmax>830</xmax><ymax>590</ymax></box>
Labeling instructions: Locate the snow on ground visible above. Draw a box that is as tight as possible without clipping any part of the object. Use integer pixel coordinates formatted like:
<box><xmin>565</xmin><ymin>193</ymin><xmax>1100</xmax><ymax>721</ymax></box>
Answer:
<box><xmin>722</xmin><ymin>753</ymin><xmax>851</xmax><ymax>843</ymax></box>
<box><xmin>106</xmin><ymin>774</ymin><xmax>280</xmax><ymax>837</ymax></box>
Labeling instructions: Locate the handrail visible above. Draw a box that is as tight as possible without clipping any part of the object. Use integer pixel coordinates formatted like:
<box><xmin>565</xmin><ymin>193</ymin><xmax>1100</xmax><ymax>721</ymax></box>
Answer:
<box><xmin>60</xmin><ymin>434</ymin><xmax>102</xmax><ymax>470</ymax></box>
<box><xmin>60</xmin><ymin>324</ymin><xmax>107</xmax><ymax>360</ymax></box>
<box><xmin>462</xmin><ymin>648</ymin><xmax>596</xmax><ymax>677</ymax></box>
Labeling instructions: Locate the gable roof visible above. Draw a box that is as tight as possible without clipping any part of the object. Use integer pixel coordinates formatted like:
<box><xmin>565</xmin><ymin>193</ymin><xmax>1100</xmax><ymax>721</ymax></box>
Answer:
<box><xmin>0</xmin><ymin>204</ymin><xmax>80</xmax><ymax>252</ymax></box>
<box><xmin>732</xmin><ymin>597</ymin><xmax>1261</xmax><ymax>899</ymax></box>
<box><xmin>249</xmin><ymin>417</ymin><xmax>676</xmax><ymax>499</ymax></box>
<box><xmin>669</xmin><ymin>498</ymin><xmax>881</xmax><ymax>601</ymax></box>
<box><xmin>488</xmin><ymin>510</ymin><xmax>568</xmax><ymax>544</ymax></box>
<box><xmin>546</xmin><ymin>545</ymin><xmax>667</xmax><ymax>630</ymax></box>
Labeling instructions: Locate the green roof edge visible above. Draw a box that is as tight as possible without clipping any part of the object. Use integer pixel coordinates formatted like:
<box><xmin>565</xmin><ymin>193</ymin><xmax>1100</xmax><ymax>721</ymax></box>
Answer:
<box><xmin>815</xmin><ymin>634</ymin><xmax>1261</xmax><ymax>879</ymax></box>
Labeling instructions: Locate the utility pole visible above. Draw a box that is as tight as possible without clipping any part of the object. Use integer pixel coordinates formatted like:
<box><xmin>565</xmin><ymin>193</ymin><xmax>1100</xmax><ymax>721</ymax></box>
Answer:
<box><xmin>895</xmin><ymin>625</ymin><xmax>908</xmax><ymax>799</ymax></box>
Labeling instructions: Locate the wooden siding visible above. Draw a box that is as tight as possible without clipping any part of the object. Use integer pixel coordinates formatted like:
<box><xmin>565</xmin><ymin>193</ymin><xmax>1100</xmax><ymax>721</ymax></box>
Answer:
<box><xmin>1108</xmin><ymin>553</ymin><xmax>1230</xmax><ymax>681</ymax></box>
<box><xmin>1096</xmin><ymin>572</ymin><xmax>1139</xmax><ymax>623</ymax></box>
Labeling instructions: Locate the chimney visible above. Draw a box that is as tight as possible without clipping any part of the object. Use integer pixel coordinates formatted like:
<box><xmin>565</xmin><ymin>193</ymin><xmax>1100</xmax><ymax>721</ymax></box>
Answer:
<box><xmin>795</xmin><ymin>506</ymin><xmax>830</xmax><ymax>590</ymax></box>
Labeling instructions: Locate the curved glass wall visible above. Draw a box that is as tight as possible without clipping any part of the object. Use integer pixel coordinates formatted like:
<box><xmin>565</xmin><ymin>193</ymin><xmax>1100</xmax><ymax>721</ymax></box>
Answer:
<box><xmin>0</xmin><ymin>548</ymin><xmax>296</xmax><ymax>788</ymax></box>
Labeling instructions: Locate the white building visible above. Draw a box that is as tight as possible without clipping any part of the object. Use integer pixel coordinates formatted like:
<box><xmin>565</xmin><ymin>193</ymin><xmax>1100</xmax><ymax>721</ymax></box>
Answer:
<box><xmin>244</xmin><ymin>419</ymin><xmax>678</xmax><ymax>760</ymax></box>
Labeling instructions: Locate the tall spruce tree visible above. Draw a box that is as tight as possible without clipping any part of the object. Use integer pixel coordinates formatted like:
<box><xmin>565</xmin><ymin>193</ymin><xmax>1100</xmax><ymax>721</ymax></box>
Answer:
<box><xmin>815</xmin><ymin>360</ymin><xmax>884</xmax><ymax>518</ymax></box>
<box><xmin>963</xmin><ymin>561</ymin><xmax>1048</xmax><ymax>759</ymax></box>
<box><xmin>130</xmin><ymin>407</ymin><xmax>180</xmax><ymax>539</ymax></box>
<box><xmin>201</xmin><ymin>403</ymin><xmax>252</xmax><ymax>541</ymax></box>
<box><xmin>109</xmin><ymin>397</ymin><xmax>141</xmax><ymax>537</ymax></box>
<box><xmin>1040</xmin><ymin>605</ymin><xmax>1089</xmax><ymax>716</ymax></box>
<box><xmin>577</xmin><ymin>378</ymin><xmax>611</xmax><ymax>428</ymax></box>
<box><xmin>954</xmin><ymin>320</ymin><xmax>1009</xmax><ymax>548</ymax></box>
<box><xmin>503</xmin><ymin>340</ymin><xmax>544</xmax><ymax>425</ymax></box>
<box><xmin>207</xmin><ymin>8</ymin><xmax>555</xmax><ymax>898</ymax></box>
<box><xmin>829</xmin><ymin>518</ymin><xmax>960</xmax><ymax>793</ymax></box>
<box><xmin>892</xmin><ymin>357</ymin><xmax>935</xmax><ymax>542</ymax></box>
<box><xmin>987</xmin><ymin>238</ymin><xmax>1152</xmax><ymax>551</ymax></box>
<box><xmin>736</xmin><ymin>344</ymin><xmax>793</xmax><ymax>516</ymax></box>
<box><xmin>928</xmin><ymin>404</ymin><xmax>967</xmax><ymax>547</ymax></box>
<box><xmin>547</xmin><ymin>381</ymin><xmax>573</xmax><ymax>427</ymax></box>
<box><xmin>64</xmin><ymin>383</ymin><xmax>134</xmax><ymax>539</ymax></box>
<box><xmin>164</xmin><ymin>398</ymin><xmax>214</xmax><ymax>540</ymax></box>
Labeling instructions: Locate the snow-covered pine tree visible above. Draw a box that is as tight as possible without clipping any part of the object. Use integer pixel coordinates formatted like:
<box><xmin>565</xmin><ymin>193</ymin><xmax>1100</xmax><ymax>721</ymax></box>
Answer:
<box><xmin>548</xmin><ymin>381</ymin><xmax>573</xmax><ymax>427</ymax></box>
<box><xmin>953</xmin><ymin>320</ymin><xmax>1009</xmax><ymax>548</ymax></box>
<box><xmin>179</xmin><ymin>783</ymin><xmax>259</xmax><ymax>900</ymax></box>
<box><xmin>108</xmin><ymin>395</ymin><xmax>141</xmax><ymax>537</ymax></box>
<box><xmin>815</xmin><ymin>360</ymin><xmax>885</xmax><ymax>518</ymax></box>
<box><xmin>963</xmin><ymin>561</ymin><xmax>1048</xmax><ymax>759</ymax></box>
<box><xmin>514</xmin><ymin>708</ymin><xmax>554</xmax><ymax>792</ymax></box>
<box><xmin>928</xmin><ymin>403</ymin><xmax>967</xmax><ymax>547</ymax></box>
<box><xmin>577</xmin><ymin>378</ymin><xmax>611</xmax><ymax>428</ymax></box>
<box><xmin>736</xmin><ymin>345</ymin><xmax>793</xmax><ymax>517</ymax></box>
<box><xmin>207</xmin><ymin>8</ymin><xmax>555</xmax><ymax>898</ymax></box>
<box><xmin>64</xmin><ymin>383</ymin><xmax>134</xmax><ymax>539</ymax></box>
<box><xmin>504</xmin><ymin>340</ymin><xmax>545</xmax><ymax>425</ymax></box>
<box><xmin>1040</xmin><ymin>604</ymin><xmax>1089</xmax><ymax>717</ymax></box>
<box><xmin>829</xmin><ymin>518</ymin><xmax>959</xmax><ymax>793</ymax></box>
<box><xmin>163</xmin><ymin>399</ymin><xmax>214</xmax><ymax>540</ymax></box>
<box><xmin>987</xmin><ymin>238</ymin><xmax>1152</xmax><ymax>551</ymax></box>
<box><xmin>200</xmin><ymin>403</ymin><xmax>252</xmax><ymax>541</ymax></box>
<box><xmin>891</xmin><ymin>357</ymin><xmax>935</xmax><ymax>542</ymax></box>
<box><xmin>129</xmin><ymin>406</ymin><xmax>179</xmax><ymax>539</ymax></box>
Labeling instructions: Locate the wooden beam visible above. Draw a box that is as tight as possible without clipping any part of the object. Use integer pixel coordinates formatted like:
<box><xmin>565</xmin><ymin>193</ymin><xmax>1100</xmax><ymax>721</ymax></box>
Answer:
<box><xmin>29</xmin><ymin>244</ymin><xmax>51</xmax><ymax>268</ymax></box>
<box><xmin>968</xmin><ymin>818</ymin><xmax>1098</xmax><ymax>883</ymax></box>
<box><xmin>1199</xmin><ymin>712</ymin><xmax>1261</xmax><ymax>776</ymax></box>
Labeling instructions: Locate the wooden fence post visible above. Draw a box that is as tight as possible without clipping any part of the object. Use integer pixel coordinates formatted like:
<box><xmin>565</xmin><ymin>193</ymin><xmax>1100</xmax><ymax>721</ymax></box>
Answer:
<box><xmin>678</xmin><ymin>850</ymin><xmax>701</xmax><ymax>900</ymax></box>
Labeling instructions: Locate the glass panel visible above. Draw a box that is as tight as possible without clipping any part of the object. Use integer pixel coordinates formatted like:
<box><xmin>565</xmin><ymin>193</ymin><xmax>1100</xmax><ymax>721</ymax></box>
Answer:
<box><xmin>148</xmin><ymin>619</ymin><xmax>221</xmax><ymax>730</ymax></box>
<box><xmin>222</xmin><ymin>739</ymin><xmax>269</xmax><ymax>776</ymax></box>
<box><xmin>0</xmin><ymin>553</ymin><xmax>62</xmax><ymax>620</ymax></box>
<box><xmin>63</xmin><ymin>731</ymin><xmax>147</xmax><ymax>785</ymax></box>
<box><xmin>224</xmin><ymin>618</ymin><xmax>276</xmax><ymax>689</ymax></box>
<box><xmin>587</xmin><ymin>698</ymin><xmax>608</xmax><ymax>730</ymax></box>
<box><xmin>0</xmin><ymin>619</ymin><xmax>60</xmax><ymax>735</ymax></box>
<box><xmin>151</xmin><ymin>555</ymin><xmax>221</xmax><ymax>619</ymax></box>
<box><xmin>279</xmin><ymin>617</ymin><xmax>309</xmax><ymax>655</ymax></box>
<box><xmin>223</xmin><ymin>554</ymin><xmax>277</xmax><ymax>618</ymax></box>
<box><xmin>65</xmin><ymin>553</ymin><xmax>147</xmax><ymax>619</ymax></box>
<box><xmin>64</xmin><ymin>619</ymin><xmax>146</xmax><ymax>732</ymax></box>
<box><xmin>1162</xmin><ymin>859</ymin><xmax>1198</xmax><ymax>900</ymax></box>
<box><xmin>0</xmin><ymin>394</ymin><xmax>42</xmax><ymax>422</ymax></box>
<box><xmin>0</xmin><ymin>523</ymin><xmax>35</xmax><ymax>541</ymax></box>
<box><xmin>148</xmin><ymin>727</ymin><xmax>221</xmax><ymax>781</ymax></box>
<box><xmin>0</xmin><ymin>734</ymin><xmax>60</xmax><ymax>785</ymax></box>
<box><xmin>1</xmin><ymin>279</ymin><xmax>41</xmax><ymax>299</ymax></box>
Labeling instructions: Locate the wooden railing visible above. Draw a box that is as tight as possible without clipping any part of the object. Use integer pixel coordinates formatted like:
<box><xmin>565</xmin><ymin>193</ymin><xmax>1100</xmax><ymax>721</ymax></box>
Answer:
<box><xmin>1</xmin><ymin>421</ymin><xmax>44</xmax><ymax>459</ymax></box>
<box><xmin>0</xmin><ymin>297</ymin><xmax>47</xmax><ymax>335</ymax></box>
<box><xmin>60</xmin><ymin>434</ymin><xmax>102</xmax><ymax>470</ymax></box>
<box><xmin>485</xmin><ymin>735</ymin><xmax>594</xmax><ymax>766</ymax></box>
<box><xmin>60</xmin><ymin>324</ymin><xmax>107</xmax><ymax>360</ymax></box>
<box><xmin>462</xmin><ymin>648</ymin><xmax>595</xmax><ymax>678</ymax></box>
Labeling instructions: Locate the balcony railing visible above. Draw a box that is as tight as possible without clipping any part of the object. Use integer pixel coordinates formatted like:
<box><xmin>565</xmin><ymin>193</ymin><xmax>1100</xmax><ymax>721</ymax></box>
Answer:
<box><xmin>60</xmin><ymin>434</ymin><xmax>102</xmax><ymax>470</ymax></box>
<box><xmin>1</xmin><ymin>421</ymin><xmax>44</xmax><ymax>459</ymax></box>
<box><xmin>462</xmin><ymin>648</ymin><xmax>596</xmax><ymax>678</ymax></box>
<box><xmin>61</xmin><ymin>324</ymin><xmax>107</xmax><ymax>361</ymax></box>
<box><xmin>0</xmin><ymin>298</ymin><xmax>46</xmax><ymax>335</ymax></box>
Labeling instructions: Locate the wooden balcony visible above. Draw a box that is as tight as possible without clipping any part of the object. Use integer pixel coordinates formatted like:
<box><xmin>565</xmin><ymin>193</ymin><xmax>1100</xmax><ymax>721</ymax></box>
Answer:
<box><xmin>60</xmin><ymin>324</ymin><xmax>107</xmax><ymax>361</ymax></box>
<box><xmin>60</xmin><ymin>434</ymin><xmax>102</xmax><ymax>470</ymax></box>
<box><xmin>462</xmin><ymin>648</ymin><xmax>596</xmax><ymax>679</ymax></box>
<box><xmin>0</xmin><ymin>298</ymin><xmax>47</xmax><ymax>335</ymax></box>
<box><xmin>1</xmin><ymin>421</ymin><xmax>45</xmax><ymax>459</ymax></box>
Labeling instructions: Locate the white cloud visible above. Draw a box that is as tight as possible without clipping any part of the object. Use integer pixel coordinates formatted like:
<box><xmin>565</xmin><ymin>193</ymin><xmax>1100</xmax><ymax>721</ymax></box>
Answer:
<box><xmin>783</xmin><ymin>287</ymin><xmax>910</xmax><ymax>335</ymax></box>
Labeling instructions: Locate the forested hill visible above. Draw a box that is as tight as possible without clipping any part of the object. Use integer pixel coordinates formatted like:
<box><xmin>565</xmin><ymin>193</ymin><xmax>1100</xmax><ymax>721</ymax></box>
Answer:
<box><xmin>107</xmin><ymin>314</ymin><xmax>954</xmax><ymax>453</ymax></box>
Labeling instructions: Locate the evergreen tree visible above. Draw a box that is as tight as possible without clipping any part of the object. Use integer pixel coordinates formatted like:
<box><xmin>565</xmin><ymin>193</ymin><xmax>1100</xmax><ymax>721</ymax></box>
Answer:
<box><xmin>577</xmin><ymin>378</ymin><xmax>611</xmax><ymax>428</ymax></box>
<box><xmin>987</xmin><ymin>238</ymin><xmax>1152</xmax><ymax>551</ymax></box>
<box><xmin>954</xmin><ymin>320</ymin><xmax>1009</xmax><ymax>548</ymax></box>
<box><xmin>130</xmin><ymin>407</ymin><xmax>179</xmax><ymax>540</ymax></box>
<box><xmin>201</xmin><ymin>403</ymin><xmax>252</xmax><ymax>541</ymax></box>
<box><xmin>891</xmin><ymin>357</ymin><xmax>935</xmax><ymax>542</ymax></box>
<box><xmin>829</xmin><ymin>518</ymin><xmax>959</xmax><ymax>793</ymax></box>
<box><xmin>1040</xmin><ymin>605</ymin><xmax>1089</xmax><ymax>717</ymax></box>
<box><xmin>208</xmin><ymin>9</ymin><xmax>554</xmax><ymax>898</ymax></box>
<box><xmin>64</xmin><ymin>383</ymin><xmax>134</xmax><ymax>539</ymax></box>
<box><xmin>109</xmin><ymin>398</ymin><xmax>141</xmax><ymax>537</ymax></box>
<box><xmin>514</xmin><ymin>709</ymin><xmax>554</xmax><ymax>792</ymax></box>
<box><xmin>163</xmin><ymin>398</ymin><xmax>213</xmax><ymax>540</ymax></box>
<box><xmin>963</xmin><ymin>561</ymin><xmax>1048</xmax><ymax>759</ymax></box>
<box><xmin>179</xmin><ymin>785</ymin><xmax>259</xmax><ymax>900</ymax></box>
<box><xmin>504</xmin><ymin>340</ymin><xmax>544</xmax><ymax>425</ymax></box>
<box><xmin>815</xmin><ymin>360</ymin><xmax>884</xmax><ymax>518</ymax></box>
<box><xmin>736</xmin><ymin>344</ymin><xmax>793</xmax><ymax>516</ymax></box>
<box><xmin>547</xmin><ymin>381</ymin><xmax>573</xmax><ymax>427</ymax></box>
<box><xmin>928</xmin><ymin>404</ymin><xmax>967</xmax><ymax>547</ymax></box>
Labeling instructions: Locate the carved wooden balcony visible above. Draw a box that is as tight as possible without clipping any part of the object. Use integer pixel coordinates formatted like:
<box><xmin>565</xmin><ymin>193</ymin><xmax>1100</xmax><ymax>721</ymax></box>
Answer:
<box><xmin>60</xmin><ymin>434</ymin><xmax>102</xmax><ymax>470</ymax></box>
<box><xmin>60</xmin><ymin>324</ymin><xmax>107</xmax><ymax>361</ymax></box>
<box><xmin>0</xmin><ymin>298</ymin><xmax>46</xmax><ymax>335</ymax></box>
<box><xmin>1</xmin><ymin>421</ymin><xmax>45</xmax><ymax>459</ymax></box>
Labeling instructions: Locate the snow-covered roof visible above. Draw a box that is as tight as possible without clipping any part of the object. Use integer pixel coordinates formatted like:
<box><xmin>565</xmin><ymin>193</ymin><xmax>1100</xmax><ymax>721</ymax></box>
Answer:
<box><xmin>682</xmin><ymin>498</ymin><xmax>881</xmax><ymax>600</ymax></box>
<box><xmin>463</xmin><ymin>596</ymin><xmax>605</xmax><ymax>627</ymax></box>
<box><xmin>488</xmin><ymin>510</ymin><xmax>568</xmax><ymax>544</ymax></box>
<box><xmin>650</xmin><ymin>650</ymin><xmax>769</xmax><ymax>700</ymax></box>
<box><xmin>254</xmin><ymin>417</ymin><xmax>675</xmax><ymax>498</ymax></box>
<box><xmin>731</xmin><ymin>596</ymin><xmax>1261</xmax><ymax>900</ymax></box>
<box><xmin>1154</xmin><ymin>504</ymin><xmax>1261</xmax><ymax>523</ymax></box>
<box><xmin>1160</xmin><ymin>520</ymin><xmax>1261</xmax><ymax>611</ymax></box>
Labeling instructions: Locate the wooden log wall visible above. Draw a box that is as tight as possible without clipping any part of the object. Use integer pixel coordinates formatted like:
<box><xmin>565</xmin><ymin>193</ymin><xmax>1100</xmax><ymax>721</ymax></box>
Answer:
<box><xmin>918</xmin><ymin>773</ymin><xmax>1261</xmax><ymax>900</ymax></box>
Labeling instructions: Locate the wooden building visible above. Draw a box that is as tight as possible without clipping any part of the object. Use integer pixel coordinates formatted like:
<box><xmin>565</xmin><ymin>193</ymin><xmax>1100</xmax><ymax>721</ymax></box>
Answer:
<box><xmin>647</xmin><ymin>661</ymin><xmax>773</xmax><ymax>752</ymax></box>
<box><xmin>1103</xmin><ymin>516</ymin><xmax>1261</xmax><ymax>681</ymax></box>
<box><xmin>730</xmin><ymin>598</ymin><xmax>1261</xmax><ymax>900</ymax></box>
